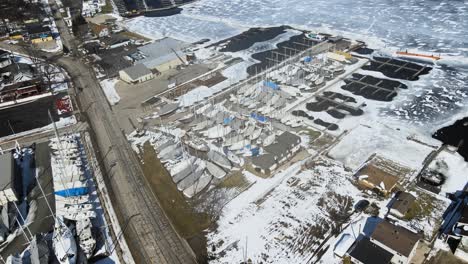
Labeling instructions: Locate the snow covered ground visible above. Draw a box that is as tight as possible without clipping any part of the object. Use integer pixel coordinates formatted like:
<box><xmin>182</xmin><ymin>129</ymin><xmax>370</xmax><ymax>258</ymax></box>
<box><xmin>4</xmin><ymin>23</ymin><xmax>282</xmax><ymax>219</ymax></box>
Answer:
<box><xmin>122</xmin><ymin>1</ymin><xmax>468</xmax><ymax>262</ymax></box>
<box><xmin>328</xmin><ymin>122</ymin><xmax>437</xmax><ymax>172</ymax></box>
<box><xmin>208</xmin><ymin>158</ymin><xmax>361</xmax><ymax>263</ymax></box>
<box><xmin>100</xmin><ymin>78</ymin><xmax>121</xmax><ymax>105</ymax></box>
<box><xmin>124</xmin><ymin>0</ymin><xmax>468</xmax><ymax>136</ymax></box>
<box><xmin>426</xmin><ymin>150</ymin><xmax>468</xmax><ymax>195</ymax></box>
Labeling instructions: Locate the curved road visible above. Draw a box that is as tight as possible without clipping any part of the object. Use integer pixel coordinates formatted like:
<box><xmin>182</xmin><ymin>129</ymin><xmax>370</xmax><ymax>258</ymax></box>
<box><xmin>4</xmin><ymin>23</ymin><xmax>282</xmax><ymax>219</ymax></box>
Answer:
<box><xmin>60</xmin><ymin>55</ymin><xmax>196</xmax><ymax>264</ymax></box>
<box><xmin>17</xmin><ymin>3</ymin><xmax>198</xmax><ymax>263</ymax></box>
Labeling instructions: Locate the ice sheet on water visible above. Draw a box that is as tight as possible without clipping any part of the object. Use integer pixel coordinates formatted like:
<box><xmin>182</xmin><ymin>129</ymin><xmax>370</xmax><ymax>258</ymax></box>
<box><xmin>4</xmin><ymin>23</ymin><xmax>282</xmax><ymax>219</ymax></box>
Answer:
<box><xmin>124</xmin><ymin>0</ymin><xmax>468</xmax><ymax>134</ymax></box>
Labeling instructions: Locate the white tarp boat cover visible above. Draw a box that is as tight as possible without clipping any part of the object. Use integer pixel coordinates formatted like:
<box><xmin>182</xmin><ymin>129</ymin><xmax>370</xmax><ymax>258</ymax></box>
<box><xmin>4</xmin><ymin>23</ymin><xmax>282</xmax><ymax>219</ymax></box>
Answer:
<box><xmin>206</xmin><ymin>161</ymin><xmax>226</xmax><ymax>179</ymax></box>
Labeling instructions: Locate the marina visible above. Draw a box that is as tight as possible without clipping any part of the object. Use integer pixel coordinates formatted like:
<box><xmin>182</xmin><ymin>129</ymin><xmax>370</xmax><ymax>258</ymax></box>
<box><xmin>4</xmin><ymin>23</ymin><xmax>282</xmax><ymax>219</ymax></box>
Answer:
<box><xmin>120</xmin><ymin>18</ymin><xmax>466</xmax><ymax>262</ymax></box>
<box><xmin>1</xmin><ymin>0</ymin><xmax>467</xmax><ymax>261</ymax></box>
<box><xmin>0</xmin><ymin>131</ymin><xmax>118</xmax><ymax>263</ymax></box>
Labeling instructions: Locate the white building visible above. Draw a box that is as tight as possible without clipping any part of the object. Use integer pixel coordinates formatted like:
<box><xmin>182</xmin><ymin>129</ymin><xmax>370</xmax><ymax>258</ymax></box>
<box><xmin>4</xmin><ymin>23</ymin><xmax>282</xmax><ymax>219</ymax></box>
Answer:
<box><xmin>119</xmin><ymin>63</ymin><xmax>154</xmax><ymax>84</ymax></box>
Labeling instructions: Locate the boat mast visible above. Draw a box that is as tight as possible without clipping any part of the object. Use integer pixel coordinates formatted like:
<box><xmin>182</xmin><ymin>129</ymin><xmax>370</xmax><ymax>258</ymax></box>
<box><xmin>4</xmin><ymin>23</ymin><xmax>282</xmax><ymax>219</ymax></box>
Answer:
<box><xmin>48</xmin><ymin>110</ymin><xmax>75</xmax><ymax>198</ymax></box>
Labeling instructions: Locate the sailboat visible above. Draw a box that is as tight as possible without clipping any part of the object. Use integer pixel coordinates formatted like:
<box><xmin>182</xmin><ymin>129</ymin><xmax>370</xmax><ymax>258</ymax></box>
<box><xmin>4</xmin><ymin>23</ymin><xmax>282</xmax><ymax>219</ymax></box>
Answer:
<box><xmin>207</xmin><ymin>150</ymin><xmax>232</xmax><ymax>170</ymax></box>
<box><xmin>206</xmin><ymin>161</ymin><xmax>226</xmax><ymax>179</ymax></box>
<box><xmin>182</xmin><ymin>172</ymin><xmax>212</xmax><ymax>198</ymax></box>
<box><xmin>178</xmin><ymin>109</ymin><xmax>194</xmax><ymax>123</ymax></box>
<box><xmin>55</xmin><ymin>195</ymin><xmax>90</xmax><ymax>205</ymax></box>
<box><xmin>52</xmin><ymin>217</ymin><xmax>77</xmax><ymax>264</ymax></box>
<box><xmin>76</xmin><ymin>218</ymin><xmax>96</xmax><ymax>259</ymax></box>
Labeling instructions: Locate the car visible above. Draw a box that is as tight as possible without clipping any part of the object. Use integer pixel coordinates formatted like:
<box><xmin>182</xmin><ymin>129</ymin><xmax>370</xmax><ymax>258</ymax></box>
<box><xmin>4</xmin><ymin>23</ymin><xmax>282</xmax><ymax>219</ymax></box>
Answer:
<box><xmin>287</xmin><ymin>177</ymin><xmax>298</xmax><ymax>186</ymax></box>
<box><xmin>354</xmin><ymin>199</ymin><xmax>370</xmax><ymax>212</ymax></box>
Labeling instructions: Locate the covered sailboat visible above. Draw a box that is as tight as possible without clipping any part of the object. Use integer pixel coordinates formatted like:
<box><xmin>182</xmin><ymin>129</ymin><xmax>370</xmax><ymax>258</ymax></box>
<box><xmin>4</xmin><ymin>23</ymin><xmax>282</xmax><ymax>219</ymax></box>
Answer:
<box><xmin>76</xmin><ymin>218</ymin><xmax>96</xmax><ymax>259</ymax></box>
<box><xmin>157</xmin><ymin>102</ymin><xmax>179</xmax><ymax>117</ymax></box>
<box><xmin>53</xmin><ymin>217</ymin><xmax>77</xmax><ymax>264</ymax></box>
<box><xmin>177</xmin><ymin>167</ymin><xmax>205</xmax><ymax>191</ymax></box>
<box><xmin>206</xmin><ymin>161</ymin><xmax>226</xmax><ymax>179</ymax></box>
<box><xmin>183</xmin><ymin>173</ymin><xmax>212</xmax><ymax>198</ymax></box>
<box><xmin>207</xmin><ymin>150</ymin><xmax>232</xmax><ymax>170</ymax></box>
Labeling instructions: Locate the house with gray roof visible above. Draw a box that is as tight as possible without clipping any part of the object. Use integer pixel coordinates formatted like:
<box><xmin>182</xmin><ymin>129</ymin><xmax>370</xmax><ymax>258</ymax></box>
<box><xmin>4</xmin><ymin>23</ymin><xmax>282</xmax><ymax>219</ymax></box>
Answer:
<box><xmin>252</xmin><ymin>131</ymin><xmax>301</xmax><ymax>174</ymax></box>
<box><xmin>388</xmin><ymin>191</ymin><xmax>416</xmax><ymax>218</ymax></box>
<box><xmin>119</xmin><ymin>63</ymin><xmax>154</xmax><ymax>84</ymax></box>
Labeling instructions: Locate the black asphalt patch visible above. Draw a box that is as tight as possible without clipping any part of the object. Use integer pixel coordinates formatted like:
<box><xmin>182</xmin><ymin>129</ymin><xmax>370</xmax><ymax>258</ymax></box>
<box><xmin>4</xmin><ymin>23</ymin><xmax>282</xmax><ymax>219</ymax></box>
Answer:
<box><xmin>362</xmin><ymin>57</ymin><xmax>431</xmax><ymax>81</ymax></box>
<box><xmin>342</xmin><ymin>73</ymin><xmax>408</xmax><ymax>101</ymax></box>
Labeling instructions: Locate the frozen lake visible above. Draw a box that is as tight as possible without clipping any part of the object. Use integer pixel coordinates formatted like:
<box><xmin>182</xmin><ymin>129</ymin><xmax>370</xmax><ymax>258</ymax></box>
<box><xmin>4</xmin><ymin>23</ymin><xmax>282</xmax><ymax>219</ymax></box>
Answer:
<box><xmin>125</xmin><ymin>0</ymin><xmax>468</xmax><ymax>135</ymax></box>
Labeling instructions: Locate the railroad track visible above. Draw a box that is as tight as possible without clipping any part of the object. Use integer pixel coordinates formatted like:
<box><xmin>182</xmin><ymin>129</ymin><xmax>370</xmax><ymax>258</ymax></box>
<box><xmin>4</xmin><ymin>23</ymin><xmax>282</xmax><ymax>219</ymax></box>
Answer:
<box><xmin>48</xmin><ymin>2</ymin><xmax>198</xmax><ymax>262</ymax></box>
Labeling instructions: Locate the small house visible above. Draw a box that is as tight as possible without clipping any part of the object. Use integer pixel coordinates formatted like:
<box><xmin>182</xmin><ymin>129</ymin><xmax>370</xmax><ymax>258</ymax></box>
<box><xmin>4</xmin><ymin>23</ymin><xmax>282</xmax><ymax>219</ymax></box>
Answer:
<box><xmin>27</xmin><ymin>24</ymin><xmax>53</xmax><ymax>43</ymax></box>
<box><xmin>356</xmin><ymin>156</ymin><xmax>408</xmax><ymax>196</ymax></box>
<box><xmin>389</xmin><ymin>192</ymin><xmax>416</xmax><ymax>218</ymax></box>
<box><xmin>119</xmin><ymin>63</ymin><xmax>154</xmax><ymax>84</ymax></box>
<box><xmin>370</xmin><ymin>220</ymin><xmax>420</xmax><ymax>264</ymax></box>
<box><xmin>90</xmin><ymin>23</ymin><xmax>109</xmax><ymax>38</ymax></box>
<box><xmin>251</xmin><ymin>131</ymin><xmax>301</xmax><ymax>175</ymax></box>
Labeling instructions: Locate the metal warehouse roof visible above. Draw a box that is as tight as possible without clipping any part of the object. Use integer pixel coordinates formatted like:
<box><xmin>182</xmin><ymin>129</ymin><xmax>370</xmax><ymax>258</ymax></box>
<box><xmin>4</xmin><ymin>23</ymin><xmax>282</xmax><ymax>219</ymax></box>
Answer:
<box><xmin>138</xmin><ymin>38</ymin><xmax>188</xmax><ymax>69</ymax></box>
<box><xmin>0</xmin><ymin>152</ymin><xmax>14</xmax><ymax>190</ymax></box>
<box><xmin>121</xmin><ymin>63</ymin><xmax>152</xmax><ymax>80</ymax></box>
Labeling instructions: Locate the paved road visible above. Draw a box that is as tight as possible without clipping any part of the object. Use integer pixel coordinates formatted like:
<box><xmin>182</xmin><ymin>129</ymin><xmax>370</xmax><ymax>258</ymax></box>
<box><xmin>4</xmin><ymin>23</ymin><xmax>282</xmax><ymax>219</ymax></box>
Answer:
<box><xmin>0</xmin><ymin>121</ymin><xmax>88</xmax><ymax>150</ymax></box>
<box><xmin>50</xmin><ymin>9</ymin><xmax>197</xmax><ymax>264</ymax></box>
<box><xmin>0</xmin><ymin>5</ymin><xmax>197</xmax><ymax>264</ymax></box>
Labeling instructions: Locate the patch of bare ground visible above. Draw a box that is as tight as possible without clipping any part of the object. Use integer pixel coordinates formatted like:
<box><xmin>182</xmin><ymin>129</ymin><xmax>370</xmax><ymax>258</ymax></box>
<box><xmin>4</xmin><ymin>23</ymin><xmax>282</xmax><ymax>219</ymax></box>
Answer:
<box><xmin>426</xmin><ymin>250</ymin><xmax>468</xmax><ymax>264</ymax></box>
<box><xmin>139</xmin><ymin>143</ymin><xmax>212</xmax><ymax>262</ymax></box>
<box><xmin>317</xmin><ymin>191</ymin><xmax>354</xmax><ymax>231</ymax></box>
<box><xmin>311</xmin><ymin>133</ymin><xmax>335</xmax><ymax>150</ymax></box>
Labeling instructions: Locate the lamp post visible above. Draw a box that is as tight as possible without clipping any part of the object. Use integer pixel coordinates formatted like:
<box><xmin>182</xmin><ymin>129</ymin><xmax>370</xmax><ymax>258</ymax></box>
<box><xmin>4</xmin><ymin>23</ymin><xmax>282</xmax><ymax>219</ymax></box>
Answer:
<box><xmin>109</xmin><ymin>213</ymin><xmax>141</xmax><ymax>254</ymax></box>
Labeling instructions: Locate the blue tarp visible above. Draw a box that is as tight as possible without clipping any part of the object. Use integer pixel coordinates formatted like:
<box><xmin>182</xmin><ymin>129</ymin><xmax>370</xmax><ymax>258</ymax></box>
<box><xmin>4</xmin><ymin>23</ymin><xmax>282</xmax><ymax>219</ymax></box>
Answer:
<box><xmin>223</xmin><ymin>117</ymin><xmax>234</xmax><ymax>125</ymax></box>
<box><xmin>250</xmin><ymin>113</ymin><xmax>268</xmax><ymax>123</ymax></box>
<box><xmin>251</xmin><ymin>147</ymin><xmax>260</xmax><ymax>157</ymax></box>
<box><xmin>304</xmin><ymin>56</ymin><xmax>312</xmax><ymax>63</ymax></box>
<box><xmin>263</xmin><ymin>81</ymin><xmax>279</xmax><ymax>90</ymax></box>
<box><xmin>55</xmin><ymin>187</ymin><xmax>89</xmax><ymax>197</ymax></box>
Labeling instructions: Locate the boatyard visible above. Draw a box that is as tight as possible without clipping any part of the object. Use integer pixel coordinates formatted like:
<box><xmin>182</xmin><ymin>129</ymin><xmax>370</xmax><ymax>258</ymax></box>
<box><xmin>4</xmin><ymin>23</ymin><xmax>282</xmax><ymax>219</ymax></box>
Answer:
<box><xmin>1</xmin><ymin>0</ymin><xmax>468</xmax><ymax>262</ymax></box>
<box><xmin>0</xmin><ymin>128</ymin><xmax>121</xmax><ymax>263</ymax></box>
<box><xmin>116</xmin><ymin>25</ymin><xmax>468</xmax><ymax>263</ymax></box>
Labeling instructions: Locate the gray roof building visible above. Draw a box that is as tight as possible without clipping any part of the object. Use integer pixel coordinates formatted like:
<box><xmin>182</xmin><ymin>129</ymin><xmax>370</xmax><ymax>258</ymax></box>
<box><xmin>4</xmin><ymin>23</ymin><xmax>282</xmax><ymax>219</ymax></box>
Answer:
<box><xmin>0</xmin><ymin>152</ymin><xmax>17</xmax><ymax>205</ymax></box>
<box><xmin>138</xmin><ymin>38</ymin><xmax>188</xmax><ymax>69</ymax></box>
<box><xmin>251</xmin><ymin>154</ymin><xmax>277</xmax><ymax>171</ymax></box>
<box><xmin>264</xmin><ymin>131</ymin><xmax>301</xmax><ymax>157</ymax></box>
<box><xmin>121</xmin><ymin>63</ymin><xmax>152</xmax><ymax>80</ymax></box>
<box><xmin>371</xmin><ymin>220</ymin><xmax>420</xmax><ymax>257</ymax></box>
<box><xmin>252</xmin><ymin>132</ymin><xmax>301</xmax><ymax>173</ymax></box>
